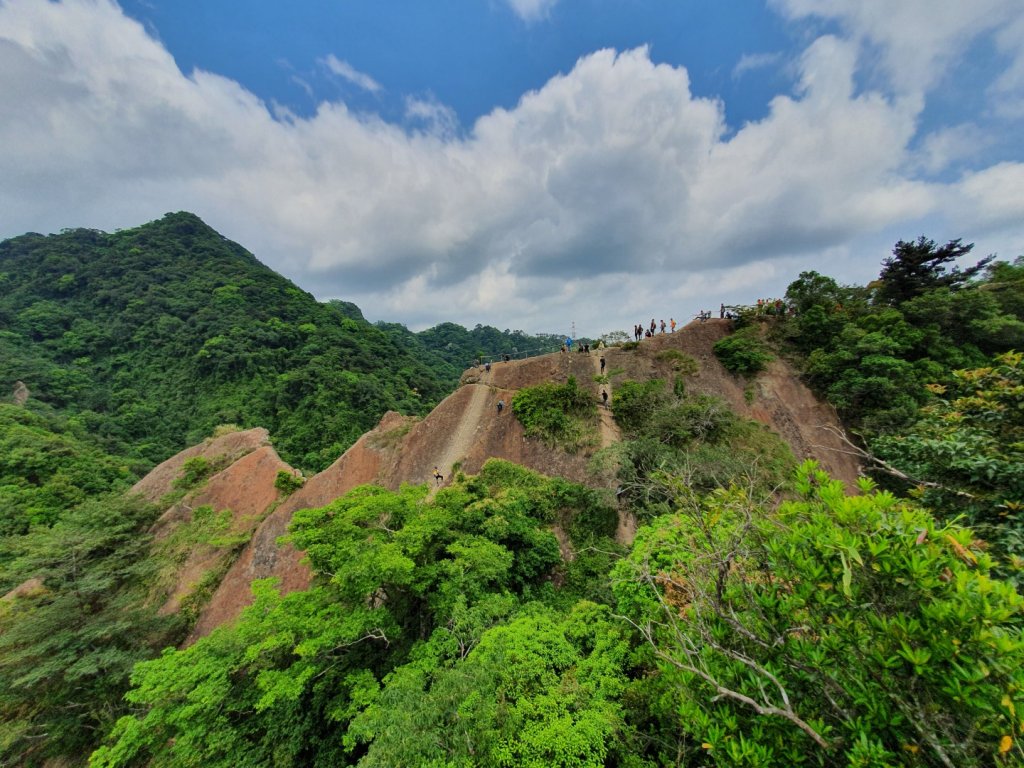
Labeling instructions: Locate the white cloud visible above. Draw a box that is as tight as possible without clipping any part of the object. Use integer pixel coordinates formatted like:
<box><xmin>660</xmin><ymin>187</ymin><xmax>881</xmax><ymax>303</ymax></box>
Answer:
<box><xmin>732</xmin><ymin>52</ymin><xmax>782</xmax><ymax>80</ymax></box>
<box><xmin>770</xmin><ymin>0</ymin><xmax>1023</xmax><ymax>97</ymax></box>
<box><xmin>321</xmin><ymin>54</ymin><xmax>381</xmax><ymax>93</ymax></box>
<box><xmin>0</xmin><ymin>0</ymin><xmax>1022</xmax><ymax>337</ymax></box>
<box><xmin>504</xmin><ymin>0</ymin><xmax>558</xmax><ymax>23</ymax></box>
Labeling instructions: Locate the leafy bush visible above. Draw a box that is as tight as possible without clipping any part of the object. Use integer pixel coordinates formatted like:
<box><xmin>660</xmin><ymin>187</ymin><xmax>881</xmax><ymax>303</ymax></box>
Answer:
<box><xmin>274</xmin><ymin>469</ymin><xmax>304</xmax><ymax>495</ymax></box>
<box><xmin>713</xmin><ymin>327</ymin><xmax>774</xmax><ymax>376</ymax></box>
<box><xmin>173</xmin><ymin>456</ymin><xmax>212</xmax><ymax>491</ymax></box>
<box><xmin>511</xmin><ymin>376</ymin><xmax>597</xmax><ymax>452</ymax></box>
<box><xmin>615</xmin><ymin>461</ymin><xmax>1024</xmax><ymax>767</ymax></box>
<box><xmin>609</xmin><ymin>379</ymin><xmax>670</xmax><ymax>437</ymax></box>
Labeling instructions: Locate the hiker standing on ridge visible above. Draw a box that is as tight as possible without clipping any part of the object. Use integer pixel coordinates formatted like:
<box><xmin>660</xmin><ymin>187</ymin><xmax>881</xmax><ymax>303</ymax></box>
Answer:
<box><xmin>670</xmin><ymin>318</ymin><xmax>676</xmax><ymax>333</ymax></box>
<box><xmin>650</xmin><ymin>319</ymin><xmax>656</xmax><ymax>336</ymax></box>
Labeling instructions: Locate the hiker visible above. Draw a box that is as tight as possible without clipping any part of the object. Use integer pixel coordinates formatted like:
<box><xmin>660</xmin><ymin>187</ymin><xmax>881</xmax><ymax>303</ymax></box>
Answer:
<box><xmin>660</xmin><ymin>319</ymin><xmax>666</xmax><ymax>334</ymax></box>
<box><xmin>600</xmin><ymin>356</ymin><xmax>606</xmax><ymax>373</ymax></box>
<box><xmin>497</xmin><ymin>399</ymin><xmax>505</xmax><ymax>414</ymax></box>
<box><xmin>601</xmin><ymin>389</ymin><xmax>609</xmax><ymax>407</ymax></box>
<box><xmin>670</xmin><ymin>318</ymin><xmax>676</xmax><ymax>333</ymax></box>
<box><xmin>433</xmin><ymin>466</ymin><xmax>444</xmax><ymax>486</ymax></box>
<box><xmin>720</xmin><ymin>303</ymin><xmax>725</xmax><ymax>319</ymax></box>
<box><xmin>650</xmin><ymin>319</ymin><xmax>656</xmax><ymax>335</ymax></box>
<box><xmin>485</xmin><ymin>361</ymin><xmax>491</xmax><ymax>373</ymax></box>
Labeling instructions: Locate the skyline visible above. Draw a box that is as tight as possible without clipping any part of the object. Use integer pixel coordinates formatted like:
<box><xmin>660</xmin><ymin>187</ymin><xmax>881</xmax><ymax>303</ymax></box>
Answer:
<box><xmin>1</xmin><ymin>0</ymin><xmax>1022</xmax><ymax>336</ymax></box>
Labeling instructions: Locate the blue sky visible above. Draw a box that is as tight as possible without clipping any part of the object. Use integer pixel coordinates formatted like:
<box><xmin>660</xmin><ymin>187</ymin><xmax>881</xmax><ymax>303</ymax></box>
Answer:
<box><xmin>118</xmin><ymin>1</ymin><xmax>798</xmax><ymax>129</ymax></box>
<box><xmin>1</xmin><ymin>0</ymin><xmax>1022</xmax><ymax>336</ymax></box>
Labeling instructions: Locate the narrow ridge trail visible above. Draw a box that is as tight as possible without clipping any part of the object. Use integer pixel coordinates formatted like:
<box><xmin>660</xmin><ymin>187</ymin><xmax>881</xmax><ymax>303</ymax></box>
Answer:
<box><xmin>429</xmin><ymin>381</ymin><xmax>490</xmax><ymax>496</ymax></box>
<box><xmin>592</xmin><ymin>354</ymin><xmax>634</xmax><ymax>546</ymax></box>
<box><xmin>593</xmin><ymin>354</ymin><xmax>621</xmax><ymax>448</ymax></box>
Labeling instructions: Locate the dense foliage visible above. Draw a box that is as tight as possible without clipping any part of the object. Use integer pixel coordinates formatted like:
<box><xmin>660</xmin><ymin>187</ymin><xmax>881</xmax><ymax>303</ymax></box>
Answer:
<box><xmin>0</xmin><ymin>403</ymin><xmax>134</xmax><ymax>537</ymax></box>
<box><xmin>614</xmin><ymin>461</ymin><xmax>1024</xmax><ymax>766</ymax></box>
<box><xmin>511</xmin><ymin>376</ymin><xmax>598</xmax><ymax>452</ymax></box>
<box><xmin>872</xmin><ymin>351</ymin><xmax>1024</xmax><ymax>582</ymax></box>
<box><xmin>774</xmin><ymin>245</ymin><xmax>1024</xmax><ymax>434</ymax></box>
<box><xmin>89</xmin><ymin>462</ymin><xmax>629</xmax><ymax>767</ymax></box>
<box><xmin>0</xmin><ymin>496</ymin><xmax>181</xmax><ymax>766</ymax></box>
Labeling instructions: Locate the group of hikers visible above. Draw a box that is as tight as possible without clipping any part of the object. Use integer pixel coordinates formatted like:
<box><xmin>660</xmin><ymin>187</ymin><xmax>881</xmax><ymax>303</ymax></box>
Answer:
<box><xmin>633</xmin><ymin>317</ymin><xmax>677</xmax><ymax>340</ymax></box>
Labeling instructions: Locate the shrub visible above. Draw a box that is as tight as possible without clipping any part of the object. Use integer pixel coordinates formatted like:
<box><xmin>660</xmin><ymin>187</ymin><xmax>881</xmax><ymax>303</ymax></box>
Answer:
<box><xmin>610</xmin><ymin>379</ymin><xmax>670</xmax><ymax>437</ymax></box>
<box><xmin>274</xmin><ymin>469</ymin><xmax>305</xmax><ymax>495</ymax></box>
<box><xmin>173</xmin><ymin>456</ymin><xmax>212</xmax><ymax>491</ymax></box>
<box><xmin>713</xmin><ymin>327</ymin><xmax>774</xmax><ymax>376</ymax></box>
<box><xmin>511</xmin><ymin>376</ymin><xmax>597</xmax><ymax>452</ymax></box>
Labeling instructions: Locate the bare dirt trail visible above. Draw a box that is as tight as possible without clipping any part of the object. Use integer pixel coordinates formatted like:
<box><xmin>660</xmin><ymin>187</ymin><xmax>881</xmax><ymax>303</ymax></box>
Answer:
<box><xmin>429</xmin><ymin>382</ymin><xmax>491</xmax><ymax>496</ymax></box>
<box><xmin>592</xmin><ymin>354</ymin><xmax>621</xmax><ymax>448</ymax></box>
<box><xmin>591</xmin><ymin>354</ymin><xmax>634</xmax><ymax>546</ymax></box>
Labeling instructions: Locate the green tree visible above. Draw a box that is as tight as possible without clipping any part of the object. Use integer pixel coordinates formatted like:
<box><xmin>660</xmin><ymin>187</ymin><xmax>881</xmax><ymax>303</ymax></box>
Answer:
<box><xmin>872</xmin><ymin>351</ymin><xmax>1024</xmax><ymax>580</ymax></box>
<box><xmin>614</xmin><ymin>462</ymin><xmax>1024</xmax><ymax>766</ymax></box>
<box><xmin>876</xmin><ymin>236</ymin><xmax>993</xmax><ymax>306</ymax></box>
<box><xmin>0</xmin><ymin>496</ymin><xmax>180</xmax><ymax>766</ymax></box>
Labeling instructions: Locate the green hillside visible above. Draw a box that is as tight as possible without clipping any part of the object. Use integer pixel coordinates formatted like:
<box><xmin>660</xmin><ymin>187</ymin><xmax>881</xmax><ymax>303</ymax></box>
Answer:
<box><xmin>0</xmin><ymin>213</ymin><xmax>556</xmax><ymax>475</ymax></box>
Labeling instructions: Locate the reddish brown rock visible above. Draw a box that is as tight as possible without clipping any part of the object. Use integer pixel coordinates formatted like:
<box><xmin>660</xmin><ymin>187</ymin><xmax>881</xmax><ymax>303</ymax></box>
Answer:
<box><xmin>131</xmin><ymin>428</ymin><xmax>271</xmax><ymax>504</ymax></box>
<box><xmin>155</xmin><ymin>445</ymin><xmax>291</xmax><ymax>616</ymax></box>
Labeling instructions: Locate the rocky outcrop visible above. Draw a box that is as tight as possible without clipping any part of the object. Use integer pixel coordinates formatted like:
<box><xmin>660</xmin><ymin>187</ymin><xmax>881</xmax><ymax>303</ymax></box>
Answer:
<box><xmin>144</xmin><ymin>320</ymin><xmax>860</xmax><ymax>642</ymax></box>
<box><xmin>131</xmin><ymin>428</ymin><xmax>272</xmax><ymax>504</ymax></box>
<box><xmin>186</xmin><ymin>412</ymin><xmax>414</xmax><ymax>642</ymax></box>
<box><xmin>12</xmin><ymin>381</ymin><xmax>29</xmax><ymax>405</ymax></box>
<box><xmin>154</xmin><ymin>445</ymin><xmax>292</xmax><ymax>616</ymax></box>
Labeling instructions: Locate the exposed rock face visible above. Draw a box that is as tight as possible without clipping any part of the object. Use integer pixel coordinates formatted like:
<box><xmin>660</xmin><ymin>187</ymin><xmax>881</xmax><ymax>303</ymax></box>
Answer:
<box><xmin>186</xmin><ymin>413</ymin><xmax>411</xmax><ymax>643</ymax></box>
<box><xmin>149</xmin><ymin>319</ymin><xmax>860</xmax><ymax>641</ymax></box>
<box><xmin>131</xmin><ymin>428</ymin><xmax>272</xmax><ymax>504</ymax></box>
<box><xmin>154</xmin><ymin>445</ymin><xmax>292</xmax><ymax>616</ymax></box>
<box><xmin>12</xmin><ymin>381</ymin><xmax>29</xmax><ymax>405</ymax></box>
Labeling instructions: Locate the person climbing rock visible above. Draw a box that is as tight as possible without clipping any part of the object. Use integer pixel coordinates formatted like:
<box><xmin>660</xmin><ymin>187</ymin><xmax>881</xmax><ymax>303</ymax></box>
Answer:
<box><xmin>485</xmin><ymin>361</ymin><xmax>491</xmax><ymax>373</ymax></box>
<box><xmin>600</xmin><ymin>356</ymin><xmax>606</xmax><ymax>373</ymax></box>
<box><xmin>601</xmin><ymin>389</ymin><xmax>609</xmax><ymax>407</ymax></box>
<box><xmin>433</xmin><ymin>466</ymin><xmax>444</xmax><ymax>486</ymax></box>
<box><xmin>496</xmin><ymin>399</ymin><xmax>505</xmax><ymax>414</ymax></box>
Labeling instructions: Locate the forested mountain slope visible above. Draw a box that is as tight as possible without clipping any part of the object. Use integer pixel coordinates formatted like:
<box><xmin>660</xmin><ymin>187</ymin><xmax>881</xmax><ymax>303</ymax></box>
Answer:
<box><xmin>0</xmin><ymin>213</ymin><xmax>558</xmax><ymax>477</ymax></box>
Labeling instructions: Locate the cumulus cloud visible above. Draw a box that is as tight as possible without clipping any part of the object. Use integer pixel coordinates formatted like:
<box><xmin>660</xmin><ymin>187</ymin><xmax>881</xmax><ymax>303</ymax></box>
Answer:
<box><xmin>770</xmin><ymin>0</ymin><xmax>1023</xmax><ymax>97</ymax></box>
<box><xmin>321</xmin><ymin>54</ymin><xmax>381</xmax><ymax>93</ymax></box>
<box><xmin>0</xmin><ymin>0</ymin><xmax>1021</xmax><ymax>335</ymax></box>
